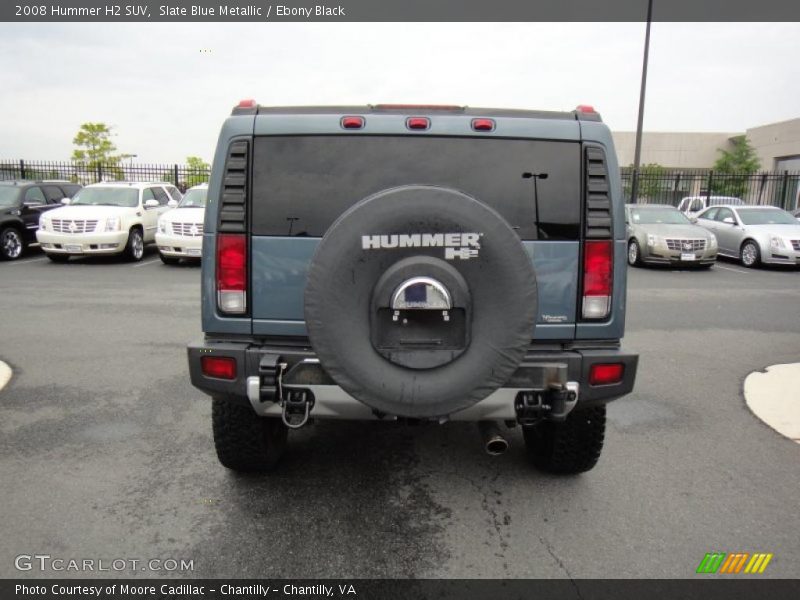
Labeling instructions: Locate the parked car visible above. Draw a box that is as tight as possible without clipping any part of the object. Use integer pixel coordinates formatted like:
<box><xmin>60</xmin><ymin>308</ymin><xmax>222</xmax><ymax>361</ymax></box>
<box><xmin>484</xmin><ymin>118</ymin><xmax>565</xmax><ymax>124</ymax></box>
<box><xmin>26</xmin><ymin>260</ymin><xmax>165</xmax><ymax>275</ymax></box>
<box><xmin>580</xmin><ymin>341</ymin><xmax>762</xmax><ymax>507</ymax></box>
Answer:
<box><xmin>694</xmin><ymin>205</ymin><xmax>800</xmax><ymax>267</ymax></box>
<box><xmin>0</xmin><ymin>180</ymin><xmax>82</xmax><ymax>260</ymax></box>
<box><xmin>677</xmin><ymin>195</ymin><xmax>743</xmax><ymax>218</ymax></box>
<box><xmin>187</xmin><ymin>101</ymin><xmax>639</xmax><ymax>475</ymax></box>
<box><xmin>625</xmin><ymin>204</ymin><xmax>717</xmax><ymax>267</ymax></box>
<box><xmin>156</xmin><ymin>182</ymin><xmax>208</xmax><ymax>264</ymax></box>
<box><xmin>793</xmin><ymin>208</ymin><xmax>800</xmax><ymax>221</ymax></box>
<box><xmin>36</xmin><ymin>181</ymin><xmax>180</xmax><ymax>262</ymax></box>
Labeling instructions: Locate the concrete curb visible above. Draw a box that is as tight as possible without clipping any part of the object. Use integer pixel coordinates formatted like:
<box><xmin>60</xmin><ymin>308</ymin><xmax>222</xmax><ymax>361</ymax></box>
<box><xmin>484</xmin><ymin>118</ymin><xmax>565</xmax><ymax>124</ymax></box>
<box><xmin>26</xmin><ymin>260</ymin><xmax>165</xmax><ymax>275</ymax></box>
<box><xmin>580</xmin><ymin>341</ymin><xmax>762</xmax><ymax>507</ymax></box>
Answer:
<box><xmin>0</xmin><ymin>361</ymin><xmax>11</xmax><ymax>393</ymax></box>
<box><xmin>744</xmin><ymin>363</ymin><xmax>800</xmax><ymax>445</ymax></box>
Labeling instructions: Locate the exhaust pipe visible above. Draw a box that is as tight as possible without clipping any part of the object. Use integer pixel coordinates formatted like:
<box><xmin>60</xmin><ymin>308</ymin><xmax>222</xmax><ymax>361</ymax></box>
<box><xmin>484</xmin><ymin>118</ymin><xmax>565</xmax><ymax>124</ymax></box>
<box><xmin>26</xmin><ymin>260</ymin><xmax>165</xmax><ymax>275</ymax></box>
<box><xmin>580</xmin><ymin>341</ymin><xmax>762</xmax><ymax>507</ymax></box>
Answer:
<box><xmin>478</xmin><ymin>421</ymin><xmax>509</xmax><ymax>456</ymax></box>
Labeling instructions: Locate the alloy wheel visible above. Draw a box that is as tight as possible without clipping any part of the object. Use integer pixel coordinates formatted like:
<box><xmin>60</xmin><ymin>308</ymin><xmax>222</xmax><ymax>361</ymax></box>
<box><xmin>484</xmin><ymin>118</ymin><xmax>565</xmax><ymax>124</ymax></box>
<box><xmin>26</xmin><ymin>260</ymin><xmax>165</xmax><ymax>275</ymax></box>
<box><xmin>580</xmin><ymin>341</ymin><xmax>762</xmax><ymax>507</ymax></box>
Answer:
<box><xmin>2</xmin><ymin>230</ymin><xmax>22</xmax><ymax>259</ymax></box>
<box><xmin>742</xmin><ymin>243</ymin><xmax>757</xmax><ymax>266</ymax></box>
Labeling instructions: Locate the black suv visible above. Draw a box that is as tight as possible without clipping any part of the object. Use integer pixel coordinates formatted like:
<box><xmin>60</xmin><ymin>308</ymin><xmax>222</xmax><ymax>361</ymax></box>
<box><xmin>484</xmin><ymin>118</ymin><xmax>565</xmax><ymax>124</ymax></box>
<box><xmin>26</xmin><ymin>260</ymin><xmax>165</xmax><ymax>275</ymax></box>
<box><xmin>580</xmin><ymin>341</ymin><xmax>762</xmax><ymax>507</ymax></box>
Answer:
<box><xmin>0</xmin><ymin>180</ymin><xmax>82</xmax><ymax>260</ymax></box>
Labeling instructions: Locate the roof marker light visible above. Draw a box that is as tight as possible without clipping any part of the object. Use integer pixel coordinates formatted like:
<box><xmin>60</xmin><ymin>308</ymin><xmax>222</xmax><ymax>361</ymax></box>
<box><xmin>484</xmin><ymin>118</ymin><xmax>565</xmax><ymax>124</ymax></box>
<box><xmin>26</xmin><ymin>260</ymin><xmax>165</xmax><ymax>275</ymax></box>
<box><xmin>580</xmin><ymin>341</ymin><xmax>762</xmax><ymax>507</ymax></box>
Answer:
<box><xmin>576</xmin><ymin>104</ymin><xmax>597</xmax><ymax>114</ymax></box>
<box><xmin>341</xmin><ymin>116</ymin><xmax>365</xmax><ymax>129</ymax></box>
<box><xmin>472</xmin><ymin>118</ymin><xmax>495</xmax><ymax>132</ymax></box>
<box><xmin>406</xmin><ymin>117</ymin><xmax>430</xmax><ymax>130</ymax></box>
<box><xmin>237</xmin><ymin>99</ymin><xmax>257</xmax><ymax>108</ymax></box>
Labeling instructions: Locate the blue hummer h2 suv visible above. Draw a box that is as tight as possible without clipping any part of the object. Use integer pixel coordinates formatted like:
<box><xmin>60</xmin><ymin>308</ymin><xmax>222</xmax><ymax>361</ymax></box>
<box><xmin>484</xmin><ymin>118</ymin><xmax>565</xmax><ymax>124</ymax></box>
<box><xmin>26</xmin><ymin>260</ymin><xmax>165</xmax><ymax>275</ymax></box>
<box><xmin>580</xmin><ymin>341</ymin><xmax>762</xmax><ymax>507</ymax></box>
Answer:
<box><xmin>188</xmin><ymin>101</ymin><xmax>638</xmax><ymax>474</ymax></box>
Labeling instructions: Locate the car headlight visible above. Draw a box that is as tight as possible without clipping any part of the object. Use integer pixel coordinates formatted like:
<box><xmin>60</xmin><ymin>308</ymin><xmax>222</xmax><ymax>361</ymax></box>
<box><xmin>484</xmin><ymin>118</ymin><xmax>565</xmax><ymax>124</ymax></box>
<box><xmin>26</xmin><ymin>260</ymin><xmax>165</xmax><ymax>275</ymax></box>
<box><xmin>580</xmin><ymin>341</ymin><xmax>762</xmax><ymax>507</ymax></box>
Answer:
<box><xmin>708</xmin><ymin>235</ymin><xmax>717</xmax><ymax>247</ymax></box>
<box><xmin>39</xmin><ymin>216</ymin><xmax>49</xmax><ymax>231</ymax></box>
<box><xmin>104</xmin><ymin>216</ymin><xmax>121</xmax><ymax>232</ymax></box>
<box><xmin>770</xmin><ymin>236</ymin><xmax>785</xmax><ymax>249</ymax></box>
<box><xmin>647</xmin><ymin>234</ymin><xmax>661</xmax><ymax>247</ymax></box>
<box><xmin>158</xmin><ymin>219</ymin><xmax>170</xmax><ymax>234</ymax></box>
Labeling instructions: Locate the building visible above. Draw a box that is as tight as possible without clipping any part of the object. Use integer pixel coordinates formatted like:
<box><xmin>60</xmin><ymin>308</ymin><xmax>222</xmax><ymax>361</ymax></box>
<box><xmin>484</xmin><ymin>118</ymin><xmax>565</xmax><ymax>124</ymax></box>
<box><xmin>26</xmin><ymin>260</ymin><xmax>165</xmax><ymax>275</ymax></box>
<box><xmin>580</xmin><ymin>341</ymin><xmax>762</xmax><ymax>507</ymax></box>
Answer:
<box><xmin>613</xmin><ymin>118</ymin><xmax>800</xmax><ymax>171</ymax></box>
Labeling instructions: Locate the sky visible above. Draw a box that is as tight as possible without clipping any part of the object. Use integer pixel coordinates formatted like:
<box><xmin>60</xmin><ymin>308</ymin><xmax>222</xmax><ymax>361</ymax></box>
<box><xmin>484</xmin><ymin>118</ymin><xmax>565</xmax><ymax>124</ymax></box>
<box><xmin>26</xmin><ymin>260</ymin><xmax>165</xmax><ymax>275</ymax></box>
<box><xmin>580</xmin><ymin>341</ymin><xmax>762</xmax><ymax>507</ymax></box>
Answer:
<box><xmin>0</xmin><ymin>22</ymin><xmax>798</xmax><ymax>163</ymax></box>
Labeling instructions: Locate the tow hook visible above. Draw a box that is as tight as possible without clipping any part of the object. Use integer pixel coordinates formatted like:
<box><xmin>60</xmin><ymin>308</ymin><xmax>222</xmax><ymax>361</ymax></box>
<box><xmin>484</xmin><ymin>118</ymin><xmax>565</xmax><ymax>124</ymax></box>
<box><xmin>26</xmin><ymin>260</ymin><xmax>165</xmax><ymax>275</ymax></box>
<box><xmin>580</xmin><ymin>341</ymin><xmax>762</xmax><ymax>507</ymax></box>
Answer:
<box><xmin>515</xmin><ymin>382</ymin><xmax>579</xmax><ymax>425</ymax></box>
<box><xmin>280</xmin><ymin>388</ymin><xmax>315</xmax><ymax>429</ymax></box>
<box><xmin>246</xmin><ymin>354</ymin><xmax>315</xmax><ymax>427</ymax></box>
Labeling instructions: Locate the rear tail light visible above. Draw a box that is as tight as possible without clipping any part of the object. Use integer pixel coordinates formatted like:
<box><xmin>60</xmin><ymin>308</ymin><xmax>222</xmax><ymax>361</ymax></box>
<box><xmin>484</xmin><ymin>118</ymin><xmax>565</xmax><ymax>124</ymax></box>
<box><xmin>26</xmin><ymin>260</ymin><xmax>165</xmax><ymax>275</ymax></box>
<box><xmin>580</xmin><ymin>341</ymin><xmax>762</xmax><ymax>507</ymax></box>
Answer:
<box><xmin>216</xmin><ymin>233</ymin><xmax>247</xmax><ymax>314</ymax></box>
<box><xmin>582</xmin><ymin>240</ymin><xmax>612</xmax><ymax>319</ymax></box>
<box><xmin>589</xmin><ymin>363</ymin><xmax>624</xmax><ymax>386</ymax></box>
<box><xmin>341</xmin><ymin>116</ymin><xmax>365</xmax><ymax>129</ymax></box>
<box><xmin>201</xmin><ymin>356</ymin><xmax>237</xmax><ymax>380</ymax></box>
<box><xmin>471</xmin><ymin>118</ymin><xmax>495</xmax><ymax>131</ymax></box>
<box><xmin>406</xmin><ymin>117</ymin><xmax>430</xmax><ymax>130</ymax></box>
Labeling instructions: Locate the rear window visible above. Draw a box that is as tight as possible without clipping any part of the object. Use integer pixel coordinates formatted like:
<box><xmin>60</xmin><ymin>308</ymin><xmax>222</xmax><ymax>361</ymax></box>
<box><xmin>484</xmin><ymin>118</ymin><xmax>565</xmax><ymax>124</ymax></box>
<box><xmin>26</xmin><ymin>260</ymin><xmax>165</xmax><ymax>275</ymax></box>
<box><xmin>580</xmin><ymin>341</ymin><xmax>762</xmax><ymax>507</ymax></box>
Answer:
<box><xmin>251</xmin><ymin>136</ymin><xmax>581</xmax><ymax>240</ymax></box>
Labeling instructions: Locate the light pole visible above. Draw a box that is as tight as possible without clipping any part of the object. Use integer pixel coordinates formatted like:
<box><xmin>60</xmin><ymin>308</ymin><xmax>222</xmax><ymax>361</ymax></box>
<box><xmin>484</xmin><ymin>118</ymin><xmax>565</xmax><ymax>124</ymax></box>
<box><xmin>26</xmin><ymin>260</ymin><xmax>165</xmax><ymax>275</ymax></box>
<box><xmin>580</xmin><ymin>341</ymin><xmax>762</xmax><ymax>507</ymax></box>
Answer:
<box><xmin>631</xmin><ymin>0</ymin><xmax>654</xmax><ymax>204</ymax></box>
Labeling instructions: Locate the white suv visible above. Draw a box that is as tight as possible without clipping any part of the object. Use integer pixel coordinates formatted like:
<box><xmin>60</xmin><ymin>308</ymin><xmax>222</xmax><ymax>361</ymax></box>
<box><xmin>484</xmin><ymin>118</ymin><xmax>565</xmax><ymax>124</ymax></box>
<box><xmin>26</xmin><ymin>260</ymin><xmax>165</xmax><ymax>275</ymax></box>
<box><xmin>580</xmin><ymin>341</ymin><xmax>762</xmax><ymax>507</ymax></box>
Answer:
<box><xmin>155</xmin><ymin>183</ymin><xmax>208</xmax><ymax>264</ymax></box>
<box><xmin>677</xmin><ymin>195</ymin><xmax>743</xmax><ymax>218</ymax></box>
<box><xmin>36</xmin><ymin>182</ymin><xmax>181</xmax><ymax>262</ymax></box>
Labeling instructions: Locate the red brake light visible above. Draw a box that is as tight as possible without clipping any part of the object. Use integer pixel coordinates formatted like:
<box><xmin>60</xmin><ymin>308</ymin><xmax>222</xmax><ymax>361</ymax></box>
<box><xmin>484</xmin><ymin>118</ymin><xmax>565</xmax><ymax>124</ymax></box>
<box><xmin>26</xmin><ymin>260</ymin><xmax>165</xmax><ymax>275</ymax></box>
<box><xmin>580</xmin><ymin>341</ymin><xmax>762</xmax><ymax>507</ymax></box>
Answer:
<box><xmin>341</xmin><ymin>116</ymin><xmax>365</xmax><ymax>129</ymax></box>
<box><xmin>472</xmin><ymin>118</ymin><xmax>495</xmax><ymax>132</ymax></box>
<box><xmin>589</xmin><ymin>363</ymin><xmax>624</xmax><ymax>386</ymax></box>
<box><xmin>238</xmin><ymin>99</ymin><xmax>256</xmax><ymax>108</ymax></box>
<box><xmin>216</xmin><ymin>233</ymin><xmax>247</xmax><ymax>314</ymax></box>
<box><xmin>201</xmin><ymin>356</ymin><xmax>237</xmax><ymax>380</ymax></box>
<box><xmin>406</xmin><ymin>117</ymin><xmax>430</xmax><ymax>130</ymax></box>
<box><xmin>576</xmin><ymin>104</ymin><xmax>596</xmax><ymax>114</ymax></box>
<box><xmin>582</xmin><ymin>240</ymin><xmax>613</xmax><ymax>319</ymax></box>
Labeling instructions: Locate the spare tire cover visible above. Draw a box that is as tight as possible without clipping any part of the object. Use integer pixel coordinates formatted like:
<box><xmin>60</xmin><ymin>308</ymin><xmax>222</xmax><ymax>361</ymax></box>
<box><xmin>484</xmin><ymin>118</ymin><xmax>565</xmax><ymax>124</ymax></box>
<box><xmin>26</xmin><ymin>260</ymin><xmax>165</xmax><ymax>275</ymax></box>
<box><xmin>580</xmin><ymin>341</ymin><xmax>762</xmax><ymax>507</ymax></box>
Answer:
<box><xmin>304</xmin><ymin>185</ymin><xmax>538</xmax><ymax>418</ymax></box>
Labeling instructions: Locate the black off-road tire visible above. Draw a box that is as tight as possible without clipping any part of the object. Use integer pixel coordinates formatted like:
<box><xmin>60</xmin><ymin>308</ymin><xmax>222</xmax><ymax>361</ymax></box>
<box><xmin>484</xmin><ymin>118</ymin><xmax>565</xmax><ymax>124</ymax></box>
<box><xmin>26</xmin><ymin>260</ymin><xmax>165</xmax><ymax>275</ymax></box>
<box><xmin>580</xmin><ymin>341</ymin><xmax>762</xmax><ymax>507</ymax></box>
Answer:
<box><xmin>46</xmin><ymin>253</ymin><xmax>70</xmax><ymax>263</ymax></box>
<box><xmin>212</xmin><ymin>398</ymin><xmax>288</xmax><ymax>472</ymax></box>
<box><xmin>523</xmin><ymin>406</ymin><xmax>606</xmax><ymax>474</ymax></box>
<box><xmin>159</xmin><ymin>252</ymin><xmax>180</xmax><ymax>265</ymax></box>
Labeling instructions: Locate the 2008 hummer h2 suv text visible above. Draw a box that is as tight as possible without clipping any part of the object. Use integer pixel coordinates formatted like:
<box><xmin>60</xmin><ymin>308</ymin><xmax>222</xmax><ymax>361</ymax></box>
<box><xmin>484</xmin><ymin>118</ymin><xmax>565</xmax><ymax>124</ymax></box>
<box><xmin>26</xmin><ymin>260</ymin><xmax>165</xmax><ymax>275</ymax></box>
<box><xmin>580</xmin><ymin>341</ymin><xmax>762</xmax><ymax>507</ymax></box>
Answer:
<box><xmin>188</xmin><ymin>101</ymin><xmax>638</xmax><ymax>474</ymax></box>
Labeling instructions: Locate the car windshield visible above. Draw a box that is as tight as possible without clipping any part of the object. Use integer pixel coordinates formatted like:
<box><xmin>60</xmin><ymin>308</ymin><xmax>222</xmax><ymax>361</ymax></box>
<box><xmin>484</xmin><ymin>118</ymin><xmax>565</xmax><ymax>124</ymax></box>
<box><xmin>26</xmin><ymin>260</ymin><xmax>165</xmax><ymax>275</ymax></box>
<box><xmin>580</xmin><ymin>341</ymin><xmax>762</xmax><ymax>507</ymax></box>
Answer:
<box><xmin>737</xmin><ymin>208</ymin><xmax>798</xmax><ymax>225</ymax></box>
<box><xmin>71</xmin><ymin>187</ymin><xmax>139</xmax><ymax>207</ymax></box>
<box><xmin>0</xmin><ymin>186</ymin><xmax>21</xmax><ymax>207</ymax></box>
<box><xmin>630</xmin><ymin>207</ymin><xmax>690</xmax><ymax>225</ymax></box>
<box><xmin>178</xmin><ymin>188</ymin><xmax>207</xmax><ymax>208</ymax></box>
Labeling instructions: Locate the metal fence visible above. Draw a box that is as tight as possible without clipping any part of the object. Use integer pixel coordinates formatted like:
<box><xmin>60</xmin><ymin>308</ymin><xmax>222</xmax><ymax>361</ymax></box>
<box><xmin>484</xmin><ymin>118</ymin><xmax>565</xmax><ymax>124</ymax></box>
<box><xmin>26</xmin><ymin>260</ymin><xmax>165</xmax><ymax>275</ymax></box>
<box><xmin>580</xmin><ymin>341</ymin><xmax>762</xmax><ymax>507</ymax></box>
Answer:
<box><xmin>2</xmin><ymin>159</ymin><xmax>799</xmax><ymax>211</ymax></box>
<box><xmin>0</xmin><ymin>159</ymin><xmax>210</xmax><ymax>192</ymax></box>
<box><xmin>620</xmin><ymin>168</ymin><xmax>800</xmax><ymax>210</ymax></box>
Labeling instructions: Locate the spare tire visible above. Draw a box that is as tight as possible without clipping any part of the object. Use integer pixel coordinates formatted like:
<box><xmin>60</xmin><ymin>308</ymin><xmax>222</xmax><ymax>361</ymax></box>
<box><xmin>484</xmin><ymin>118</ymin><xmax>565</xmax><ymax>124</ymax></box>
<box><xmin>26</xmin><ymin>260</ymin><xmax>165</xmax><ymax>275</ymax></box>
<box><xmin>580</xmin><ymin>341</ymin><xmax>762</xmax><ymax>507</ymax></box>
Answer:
<box><xmin>304</xmin><ymin>185</ymin><xmax>537</xmax><ymax>418</ymax></box>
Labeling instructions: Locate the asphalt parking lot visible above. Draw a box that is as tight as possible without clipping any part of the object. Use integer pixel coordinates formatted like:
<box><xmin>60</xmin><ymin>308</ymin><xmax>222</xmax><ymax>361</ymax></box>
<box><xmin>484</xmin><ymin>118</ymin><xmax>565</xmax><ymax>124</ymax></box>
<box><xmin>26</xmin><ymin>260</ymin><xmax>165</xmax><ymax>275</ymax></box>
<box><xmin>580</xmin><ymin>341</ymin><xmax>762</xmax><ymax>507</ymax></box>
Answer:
<box><xmin>1</xmin><ymin>248</ymin><xmax>799</xmax><ymax>579</ymax></box>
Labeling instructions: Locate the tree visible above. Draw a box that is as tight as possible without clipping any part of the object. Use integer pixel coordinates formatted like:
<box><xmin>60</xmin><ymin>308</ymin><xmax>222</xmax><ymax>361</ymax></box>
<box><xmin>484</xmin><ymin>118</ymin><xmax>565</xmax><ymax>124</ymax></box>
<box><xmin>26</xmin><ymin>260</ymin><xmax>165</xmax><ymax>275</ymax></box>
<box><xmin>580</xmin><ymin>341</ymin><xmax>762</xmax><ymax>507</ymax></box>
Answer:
<box><xmin>714</xmin><ymin>136</ymin><xmax>760</xmax><ymax>173</ymax></box>
<box><xmin>71</xmin><ymin>122</ymin><xmax>124</xmax><ymax>181</ymax></box>
<box><xmin>161</xmin><ymin>156</ymin><xmax>210</xmax><ymax>190</ymax></box>
<box><xmin>711</xmin><ymin>136</ymin><xmax>761</xmax><ymax>197</ymax></box>
<box><xmin>624</xmin><ymin>163</ymin><xmax>668</xmax><ymax>202</ymax></box>
<box><xmin>185</xmin><ymin>156</ymin><xmax>210</xmax><ymax>187</ymax></box>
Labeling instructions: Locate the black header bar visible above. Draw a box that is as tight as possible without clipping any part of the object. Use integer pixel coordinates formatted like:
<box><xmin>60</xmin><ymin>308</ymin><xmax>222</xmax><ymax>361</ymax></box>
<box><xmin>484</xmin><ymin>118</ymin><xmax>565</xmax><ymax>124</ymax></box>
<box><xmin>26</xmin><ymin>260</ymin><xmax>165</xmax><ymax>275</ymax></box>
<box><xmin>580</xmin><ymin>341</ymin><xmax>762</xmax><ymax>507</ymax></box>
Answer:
<box><xmin>3</xmin><ymin>0</ymin><xmax>799</xmax><ymax>22</ymax></box>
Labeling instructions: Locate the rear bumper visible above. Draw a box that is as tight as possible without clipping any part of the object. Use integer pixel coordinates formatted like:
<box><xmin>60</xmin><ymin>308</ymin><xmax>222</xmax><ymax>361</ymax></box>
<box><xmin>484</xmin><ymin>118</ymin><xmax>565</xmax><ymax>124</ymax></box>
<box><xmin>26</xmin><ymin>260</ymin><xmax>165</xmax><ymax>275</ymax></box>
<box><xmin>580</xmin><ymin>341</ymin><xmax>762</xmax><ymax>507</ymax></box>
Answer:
<box><xmin>187</xmin><ymin>339</ymin><xmax>638</xmax><ymax>421</ymax></box>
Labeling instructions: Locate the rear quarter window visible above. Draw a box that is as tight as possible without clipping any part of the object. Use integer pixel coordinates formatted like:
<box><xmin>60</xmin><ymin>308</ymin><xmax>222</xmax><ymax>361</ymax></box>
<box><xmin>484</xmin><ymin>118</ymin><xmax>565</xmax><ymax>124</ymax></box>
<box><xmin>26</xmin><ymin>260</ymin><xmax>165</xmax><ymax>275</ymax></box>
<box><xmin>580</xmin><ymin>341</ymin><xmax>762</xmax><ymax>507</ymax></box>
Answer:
<box><xmin>250</xmin><ymin>135</ymin><xmax>581</xmax><ymax>240</ymax></box>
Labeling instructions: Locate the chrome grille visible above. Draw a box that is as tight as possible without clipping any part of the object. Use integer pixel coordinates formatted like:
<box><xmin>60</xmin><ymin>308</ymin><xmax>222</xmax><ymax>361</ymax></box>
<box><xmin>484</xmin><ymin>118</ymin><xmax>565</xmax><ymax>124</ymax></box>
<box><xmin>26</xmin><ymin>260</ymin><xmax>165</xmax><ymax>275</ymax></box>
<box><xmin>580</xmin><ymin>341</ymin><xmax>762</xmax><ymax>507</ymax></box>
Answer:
<box><xmin>666</xmin><ymin>238</ymin><xmax>706</xmax><ymax>252</ymax></box>
<box><xmin>172</xmin><ymin>222</ymin><xmax>204</xmax><ymax>237</ymax></box>
<box><xmin>791</xmin><ymin>240</ymin><xmax>800</xmax><ymax>251</ymax></box>
<box><xmin>51</xmin><ymin>219</ymin><xmax>98</xmax><ymax>233</ymax></box>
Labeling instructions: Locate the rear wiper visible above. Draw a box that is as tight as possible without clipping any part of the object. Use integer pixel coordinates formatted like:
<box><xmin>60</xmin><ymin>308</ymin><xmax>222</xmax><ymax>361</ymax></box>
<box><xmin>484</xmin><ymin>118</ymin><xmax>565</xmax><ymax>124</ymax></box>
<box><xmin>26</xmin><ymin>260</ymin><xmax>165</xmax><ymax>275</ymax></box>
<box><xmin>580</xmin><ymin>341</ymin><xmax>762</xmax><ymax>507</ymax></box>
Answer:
<box><xmin>522</xmin><ymin>172</ymin><xmax>549</xmax><ymax>240</ymax></box>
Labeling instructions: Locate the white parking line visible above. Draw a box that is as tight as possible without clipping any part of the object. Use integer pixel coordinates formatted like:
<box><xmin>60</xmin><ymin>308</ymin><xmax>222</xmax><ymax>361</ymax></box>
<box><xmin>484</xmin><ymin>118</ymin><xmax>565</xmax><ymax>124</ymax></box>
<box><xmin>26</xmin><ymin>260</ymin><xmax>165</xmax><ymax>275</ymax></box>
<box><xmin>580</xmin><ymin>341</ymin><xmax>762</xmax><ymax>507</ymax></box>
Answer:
<box><xmin>0</xmin><ymin>361</ymin><xmax>11</xmax><ymax>392</ymax></box>
<box><xmin>133</xmin><ymin>259</ymin><xmax>161</xmax><ymax>268</ymax></box>
<box><xmin>6</xmin><ymin>257</ymin><xmax>46</xmax><ymax>265</ymax></box>
<box><xmin>714</xmin><ymin>264</ymin><xmax>751</xmax><ymax>274</ymax></box>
